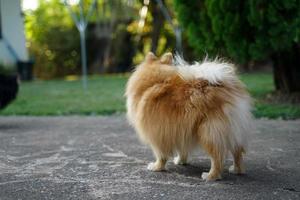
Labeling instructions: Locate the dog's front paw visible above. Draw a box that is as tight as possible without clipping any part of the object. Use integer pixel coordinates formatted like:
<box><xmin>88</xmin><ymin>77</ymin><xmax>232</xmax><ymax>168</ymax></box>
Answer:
<box><xmin>173</xmin><ymin>156</ymin><xmax>187</xmax><ymax>165</ymax></box>
<box><xmin>201</xmin><ymin>172</ymin><xmax>221</xmax><ymax>181</ymax></box>
<box><xmin>147</xmin><ymin>162</ymin><xmax>165</xmax><ymax>171</ymax></box>
<box><xmin>229</xmin><ymin>165</ymin><xmax>245</xmax><ymax>174</ymax></box>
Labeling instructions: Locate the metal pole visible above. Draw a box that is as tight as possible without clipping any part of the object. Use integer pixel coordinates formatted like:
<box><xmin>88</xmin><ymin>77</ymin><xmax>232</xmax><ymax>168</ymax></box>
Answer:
<box><xmin>64</xmin><ymin>0</ymin><xmax>97</xmax><ymax>90</ymax></box>
<box><xmin>79</xmin><ymin>29</ymin><xmax>87</xmax><ymax>90</ymax></box>
<box><xmin>175</xmin><ymin>27</ymin><xmax>183</xmax><ymax>56</ymax></box>
<box><xmin>78</xmin><ymin>0</ymin><xmax>87</xmax><ymax>89</ymax></box>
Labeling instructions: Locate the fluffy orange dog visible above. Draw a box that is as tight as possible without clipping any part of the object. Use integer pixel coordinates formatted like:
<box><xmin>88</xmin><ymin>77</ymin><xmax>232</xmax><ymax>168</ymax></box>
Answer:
<box><xmin>125</xmin><ymin>52</ymin><xmax>252</xmax><ymax>181</ymax></box>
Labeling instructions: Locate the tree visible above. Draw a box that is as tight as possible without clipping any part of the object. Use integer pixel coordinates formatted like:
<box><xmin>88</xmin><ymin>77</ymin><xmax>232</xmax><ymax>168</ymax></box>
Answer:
<box><xmin>174</xmin><ymin>0</ymin><xmax>300</xmax><ymax>94</ymax></box>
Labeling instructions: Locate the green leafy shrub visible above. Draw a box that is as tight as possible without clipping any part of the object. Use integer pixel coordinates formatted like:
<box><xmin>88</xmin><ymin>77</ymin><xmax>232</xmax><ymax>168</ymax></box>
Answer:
<box><xmin>25</xmin><ymin>0</ymin><xmax>80</xmax><ymax>79</ymax></box>
<box><xmin>174</xmin><ymin>0</ymin><xmax>300</xmax><ymax>93</ymax></box>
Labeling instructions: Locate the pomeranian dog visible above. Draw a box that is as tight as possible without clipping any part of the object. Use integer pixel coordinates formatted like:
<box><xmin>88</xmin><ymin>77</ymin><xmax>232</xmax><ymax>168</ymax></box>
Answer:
<box><xmin>125</xmin><ymin>52</ymin><xmax>252</xmax><ymax>181</ymax></box>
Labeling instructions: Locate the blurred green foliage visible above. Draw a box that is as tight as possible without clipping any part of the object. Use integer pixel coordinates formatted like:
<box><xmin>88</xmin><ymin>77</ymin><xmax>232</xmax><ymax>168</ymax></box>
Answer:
<box><xmin>25</xmin><ymin>0</ymin><xmax>138</xmax><ymax>78</ymax></box>
<box><xmin>25</xmin><ymin>0</ymin><xmax>81</xmax><ymax>79</ymax></box>
<box><xmin>173</xmin><ymin>0</ymin><xmax>300</xmax><ymax>64</ymax></box>
<box><xmin>24</xmin><ymin>0</ymin><xmax>181</xmax><ymax>78</ymax></box>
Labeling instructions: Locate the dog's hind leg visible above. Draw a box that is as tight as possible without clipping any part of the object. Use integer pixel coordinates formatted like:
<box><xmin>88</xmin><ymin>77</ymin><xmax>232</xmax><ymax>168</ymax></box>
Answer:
<box><xmin>198</xmin><ymin>124</ymin><xmax>227</xmax><ymax>181</ymax></box>
<box><xmin>147</xmin><ymin>147</ymin><xmax>168</xmax><ymax>171</ymax></box>
<box><xmin>173</xmin><ymin>150</ymin><xmax>188</xmax><ymax>165</ymax></box>
<box><xmin>200</xmin><ymin>144</ymin><xmax>224</xmax><ymax>181</ymax></box>
<box><xmin>229</xmin><ymin>147</ymin><xmax>245</xmax><ymax>174</ymax></box>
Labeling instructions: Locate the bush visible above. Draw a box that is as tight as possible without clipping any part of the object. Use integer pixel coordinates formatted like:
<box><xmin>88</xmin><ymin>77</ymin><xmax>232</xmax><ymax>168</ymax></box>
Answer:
<box><xmin>0</xmin><ymin>74</ymin><xmax>18</xmax><ymax>109</ymax></box>
<box><xmin>25</xmin><ymin>0</ymin><xmax>80</xmax><ymax>79</ymax></box>
<box><xmin>25</xmin><ymin>0</ymin><xmax>137</xmax><ymax>78</ymax></box>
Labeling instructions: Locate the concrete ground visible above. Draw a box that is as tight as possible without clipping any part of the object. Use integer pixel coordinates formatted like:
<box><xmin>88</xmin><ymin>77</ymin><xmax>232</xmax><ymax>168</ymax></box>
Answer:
<box><xmin>0</xmin><ymin>116</ymin><xmax>299</xmax><ymax>200</ymax></box>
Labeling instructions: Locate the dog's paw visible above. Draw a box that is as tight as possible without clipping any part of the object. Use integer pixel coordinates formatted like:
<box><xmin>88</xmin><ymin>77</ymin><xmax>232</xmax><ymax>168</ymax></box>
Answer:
<box><xmin>201</xmin><ymin>172</ymin><xmax>221</xmax><ymax>181</ymax></box>
<box><xmin>147</xmin><ymin>162</ymin><xmax>165</xmax><ymax>171</ymax></box>
<box><xmin>229</xmin><ymin>165</ymin><xmax>245</xmax><ymax>174</ymax></box>
<box><xmin>173</xmin><ymin>156</ymin><xmax>187</xmax><ymax>165</ymax></box>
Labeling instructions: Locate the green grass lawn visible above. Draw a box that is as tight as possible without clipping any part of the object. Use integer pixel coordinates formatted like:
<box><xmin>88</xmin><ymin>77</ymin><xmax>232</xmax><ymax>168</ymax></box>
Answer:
<box><xmin>1</xmin><ymin>75</ymin><xmax>127</xmax><ymax>116</ymax></box>
<box><xmin>1</xmin><ymin>73</ymin><xmax>299</xmax><ymax>119</ymax></box>
<box><xmin>240</xmin><ymin>73</ymin><xmax>300</xmax><ymax>119</ymax></box>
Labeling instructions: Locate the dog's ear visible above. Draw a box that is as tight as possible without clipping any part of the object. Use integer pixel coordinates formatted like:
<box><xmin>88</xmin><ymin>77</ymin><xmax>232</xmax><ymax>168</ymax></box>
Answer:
<box><xmin>145</xmin><ymin>52</ymin><xmax>157</xmax><ymax>62</ymax></box>
<box><xmin>160</xmin><ymin>52</ymin><xmax>173</xmax><ymax>64</ymax></box>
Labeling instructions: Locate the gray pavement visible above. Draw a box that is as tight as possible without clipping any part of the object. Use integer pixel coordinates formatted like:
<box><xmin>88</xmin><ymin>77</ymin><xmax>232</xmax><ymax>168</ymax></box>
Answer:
<box><xmin>0</xmin><ymin>116</ymin><xmax>299</xmax><ymax>200</ymax></box>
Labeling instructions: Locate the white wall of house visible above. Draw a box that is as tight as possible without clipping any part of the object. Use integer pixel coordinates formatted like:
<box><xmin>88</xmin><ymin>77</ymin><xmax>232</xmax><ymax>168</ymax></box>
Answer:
<box><xmin>0</xmin><ymin>0</ymin><xmax>29</xmax><ymax>66</ymax></box>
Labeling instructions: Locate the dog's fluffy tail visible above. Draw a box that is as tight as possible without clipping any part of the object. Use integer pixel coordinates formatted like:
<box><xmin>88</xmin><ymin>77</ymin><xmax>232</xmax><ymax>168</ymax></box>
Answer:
<box><xmin>174</xmin><ymin>55</ymin><xmax>252</xmax><ymax>152</ymax></box>
<box><xmin>225</xmin><ymin>94</ymin><xmax>252</xmax><ymax>151</ymax></box>
<box><xmin>174</xmin><ymin>54</ymin><xmax>237</xmax><ymax>85</ymax></box>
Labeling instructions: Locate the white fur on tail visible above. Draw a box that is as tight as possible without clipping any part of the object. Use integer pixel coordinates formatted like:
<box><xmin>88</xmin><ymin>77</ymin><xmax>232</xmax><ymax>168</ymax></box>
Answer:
<box><xmin>174</xmin><ymin>55</ymin><xmax>236</xmax><ymax>84</ymax></box>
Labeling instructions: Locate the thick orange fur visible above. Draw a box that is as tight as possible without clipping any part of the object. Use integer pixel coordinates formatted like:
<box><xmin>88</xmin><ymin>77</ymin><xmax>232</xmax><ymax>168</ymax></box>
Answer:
<box><xmin>125</xmin><ymin>52</ymin><xmax>252</xmax><ymax>181</ymax></box>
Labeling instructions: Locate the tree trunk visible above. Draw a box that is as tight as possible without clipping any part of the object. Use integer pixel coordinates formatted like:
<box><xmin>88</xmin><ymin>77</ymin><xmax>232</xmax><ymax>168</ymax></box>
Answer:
<box><xmin>150</xmin><ymin>1</ymin><xmax>164</xmax><ymax>54</ymax></box>
<box><xmin>272</xmin><ymin>44</ymin><xmax>300</xmax><ymax>94</ymax></box>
